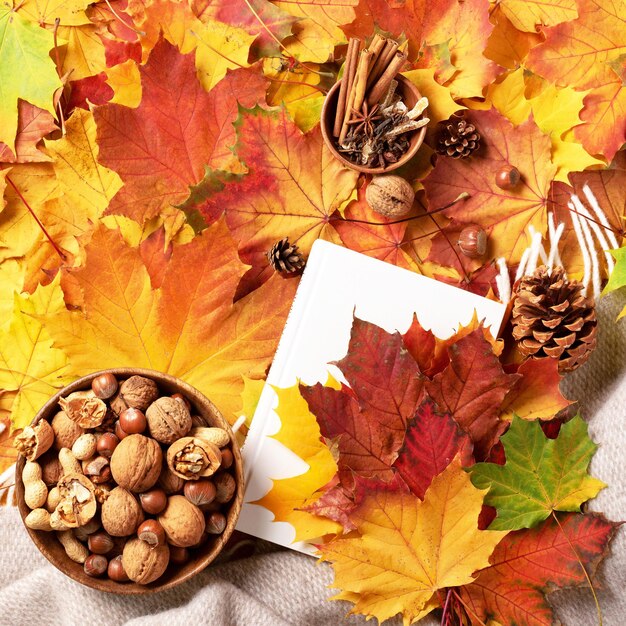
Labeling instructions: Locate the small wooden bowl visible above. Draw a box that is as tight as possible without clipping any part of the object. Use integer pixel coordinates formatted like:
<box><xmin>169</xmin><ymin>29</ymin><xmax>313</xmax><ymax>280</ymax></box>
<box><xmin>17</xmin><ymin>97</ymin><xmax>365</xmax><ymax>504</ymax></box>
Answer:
<box><xmin>320</xmin><ymin>74</ymin><xmax>427</xmax><ymax>174</ymax></box>
<box><xmin>15</xmin><ymin>368</ymin><xmax>244</xmax><ymax>594</ymax></box>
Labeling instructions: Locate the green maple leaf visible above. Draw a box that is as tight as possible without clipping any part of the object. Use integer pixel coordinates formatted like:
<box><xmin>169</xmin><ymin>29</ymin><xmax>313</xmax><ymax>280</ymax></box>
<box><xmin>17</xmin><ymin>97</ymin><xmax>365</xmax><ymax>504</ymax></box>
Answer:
<box><xmin>470</xmin><ymin>415</ymin><xmax>606</xmax><ymax>530</ymax></box>
<box><xmin>0</xmin><ymin>1</ymin><xmax>61</xmax><ymax>152</ymax></box>
<box><xmin>602</xmin><ymin>247</ymin><xmax>626</xmax><ymax>320</ymax></box>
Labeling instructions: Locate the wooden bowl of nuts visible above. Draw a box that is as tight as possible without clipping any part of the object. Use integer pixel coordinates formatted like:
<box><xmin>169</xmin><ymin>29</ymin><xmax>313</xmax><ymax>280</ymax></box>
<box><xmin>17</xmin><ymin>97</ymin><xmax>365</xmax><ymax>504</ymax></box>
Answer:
<box><xmin>14</xmin><ymin>369</ymin><xmax>244</xmax><ymax>594</ymax></box>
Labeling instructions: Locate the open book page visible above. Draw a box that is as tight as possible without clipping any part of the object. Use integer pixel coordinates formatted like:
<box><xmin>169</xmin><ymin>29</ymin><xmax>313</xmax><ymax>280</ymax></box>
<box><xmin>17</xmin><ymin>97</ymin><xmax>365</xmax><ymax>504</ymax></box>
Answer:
<box><xmin>236</xmin><ymin>240</ymin><xmax>507</xmax><ymax>553</ymax></box>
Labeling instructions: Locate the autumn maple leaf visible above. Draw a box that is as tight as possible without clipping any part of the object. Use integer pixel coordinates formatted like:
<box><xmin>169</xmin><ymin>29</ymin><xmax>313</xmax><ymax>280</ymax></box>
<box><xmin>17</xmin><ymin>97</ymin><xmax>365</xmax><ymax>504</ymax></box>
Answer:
<box><xmin>470</xmin><ymin>415</ymin><xmax>606</xmax><ymax>530</ymax></box>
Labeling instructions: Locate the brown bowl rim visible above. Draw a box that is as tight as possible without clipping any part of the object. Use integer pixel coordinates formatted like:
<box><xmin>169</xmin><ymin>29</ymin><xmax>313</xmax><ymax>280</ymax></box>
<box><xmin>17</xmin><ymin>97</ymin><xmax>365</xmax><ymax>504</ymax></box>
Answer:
<box><xmin>321</xmin><ymin>73</ymin><xmax>427</xmax><ymax>174</ymax></box>
<box><xmin>15</xmin><ymin>368</ymin><xmax>245</xmax><ymax>595</ymax></box>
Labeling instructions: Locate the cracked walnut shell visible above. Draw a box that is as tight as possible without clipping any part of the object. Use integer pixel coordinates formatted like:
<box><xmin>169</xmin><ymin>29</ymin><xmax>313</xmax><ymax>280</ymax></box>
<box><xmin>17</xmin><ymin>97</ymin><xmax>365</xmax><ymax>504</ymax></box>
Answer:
<box><xmin>59</xmin><ymin>391</ymin><xmax>107</xmax><ymax>428</ymax></box>
<box><xmin>110</xmin><ymin>434</ymin><xmax>162</xmax><ymax>492</ymax></box>
<box><xmin>158</xmin><ymin>495</ymin><xmax>205</xmax><ymax>547</ymax></box>
<box><xmin>167</xmin><ymin>437</ymin><xmax>222</xmax><ymax>480</ymax></box>
<box><xmin>146</xmin><ymin>396</ymin><xmax>192</xmax><ymax>444</ymax></box>
<box><xmin>50</xmin><ymin>473</ymin><xmax>97</xmax><ymax>528</ymax></box>
<box><xmin>15</xmin><ymin>420</ymin><xmax>54</xmax><ymax>461</ymax></box>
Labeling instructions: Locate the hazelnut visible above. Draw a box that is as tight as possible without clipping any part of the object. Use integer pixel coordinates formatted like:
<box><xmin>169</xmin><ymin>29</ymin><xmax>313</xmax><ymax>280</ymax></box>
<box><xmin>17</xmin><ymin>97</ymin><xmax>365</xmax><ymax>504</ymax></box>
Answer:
<box><xmin>97</xmin><ymin>432</ymin><xmax>119</xmax><ymax>458</ymax></box>
<box><xmin>214</xmin><ymin>473</ymin><xmax>236</xmax><ymax>504</ymax></box>
<box><xmin>59</xmin><ymin>391</ymin><xmax>107</xmax><ymax>428</ymax></box>
<box><xmin>50</xmin><ymin>411</ymin><xmax>83</xmax><ymax>450</ymax></box>
<box><xmin>495</xmin><ymin>165</ymin><xmax>521</xmax><ymax>190</ymax></box>
<box><xmin>51</xmin><ymin>473</ymin><xmax>97</xmax><ymax>528</ymax></box>
<box><xmin>158</xmin><ymin>495</ymin><xmax>205</xmax><ymax>547</ymax></box>
<box><xmin>123</xmin><ymin>538</ymin><xmax>169</xmax><ymax>584</ymax></box>
<box><xmin>146</xmin><ymin>397</ymin><xmax>192</xmax><ymax>444</ymax></box>
<box><xmin>205</xmin><ymin>511</ymin><xmax>226</xmax><ymax>535</ymax></box>
<box><xmin>114</xmin><ymin>420</ymin><xmax>129</xmax><ymax>440</ymax></box>
<box><xmin>169</xmin><ymin>546</ymin><xmax>189</xmax><ymax>564</ymax></box>
<box><xmin>158</xmin><ymin>461</ymin><xmax>186</xmax><ymax>494</ymax></box>
<box><xmin>172</xmin><ymin>393</ymin><xmax>191</xmax><ymax>411</ymax></box>
<box><xmin>191</xmin><ymin>414</ymin><xmax>208</xmax><ymax>428</ymax></box>
<box><xmin>137</xmin><ymin>519</ymin><xmax>166</xmax><ymax>547</ymax></box>
<box><xmin>88</xmin><ymin>532</ymin><xmax>114</xmax><ymax>555</ymax></box>
<box><xmin>220</xmin><ymin>448</ymin><xmax>234</xmax><ymax>470</ymax></box>
<box><xmin>14</xmin><ymin>420</ymin><xmax>54</xmax><ymax>461</ymax></box>
<box><xmin>101</xmin><ymin>487</ymin><xmax>144</xmax><ymax>537</ymax></box>
<box><xmin>365</xmin><ymin>175</ymin><xmax>415</xmax><ymax>217</ymax></box>
<box><xmin>458</xmin><ymin>225</ymin><xmax>487</xmax><ymax>259</ymax></box>
<box><xmin>119</xmin><ymin>408</ymin><xmax>147</xmax><ymax>434</ymax></box>
<box><xmin>73</xmin><ymin>518</ymin><xmax>101</xmax><ymax>542</ymax></box>
<box><xmin>83</xmin><ymin>456</ymin><xmax>112</xmax><ymax>484</ymax></box>
<box><xmin>118</xmin><ymin>376</ymin><xmax>159</xmax><ymax>411</ymax></box>
<box><xmin>139</xmin><ymin>488</ymin><xmax>168</xmax><ymax>515</ymax></box>
<box><xmin>166</xmin><ymin>437</ymin><xmax>221</xmax><ymax>480</ymax></box>
<box><xmin>84</xmin><ymin>553</ymin><xmax>108</xmax><ymax>577</ymax></box>
<box><xmin>110</xmin><ymin>434</ymin><xmax>162</xmax><ymax>492</ymax></box>
<box><xmin>107</xmin><ymin>555</ymin><xmax>129</xmax><ymax>582</ymax></box>
<box><xmin>91</xmin><ymin>373</ymin><xmax>119</xmax><ymax>400</ymax></box>
<box><xmin>184</xmin><ymin>480</ymin><xmax>216</xmax><ymax>507</ymax></box>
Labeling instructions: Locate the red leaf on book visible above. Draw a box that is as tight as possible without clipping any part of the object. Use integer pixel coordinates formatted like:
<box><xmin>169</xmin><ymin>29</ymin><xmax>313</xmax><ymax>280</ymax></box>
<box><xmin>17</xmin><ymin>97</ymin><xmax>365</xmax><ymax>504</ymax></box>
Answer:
<box><xmin>426</xmin><ymin>328</ymin><xmax>519</xmax><ymax>459</ymax></box>
<box><xmin>393</xmin><ymin>397</ymin><xmax>474</xmax><ymax>499</ymax></box>
<box><xmin>460</xmin><ymin>513</ymin><xmax>619</xmax><ymax>626</ymax></box>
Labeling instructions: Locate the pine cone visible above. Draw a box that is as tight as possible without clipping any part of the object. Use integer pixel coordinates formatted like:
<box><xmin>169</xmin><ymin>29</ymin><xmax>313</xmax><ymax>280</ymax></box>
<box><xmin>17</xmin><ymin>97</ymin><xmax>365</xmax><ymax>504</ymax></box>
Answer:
<box><xmin>511</xmin><ymin>266</ymin><xmax>597</xmax><ymax>373</ymax></box>
<box><xmin>436</xmin><ymin>118</ymin><xmax>480</xmax><ymax>159</ymax></box>
<box><xmin>267</xmin><ymin>238</ymin><xmax>306</xmax><ymax>274</ymax></box>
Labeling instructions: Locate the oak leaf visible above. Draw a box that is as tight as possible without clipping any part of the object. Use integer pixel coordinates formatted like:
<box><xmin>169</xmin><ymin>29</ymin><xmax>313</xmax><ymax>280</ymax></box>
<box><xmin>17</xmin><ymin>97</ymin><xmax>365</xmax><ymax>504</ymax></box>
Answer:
<box><xmin>423</xmin><ymin>108</ymin><xmax>556</xmax><ymax>264</ymax></box>
<box><xmin>0</xmin><ymin>2</ymin><xmax>62</xmax><ymax>151</ymax></box>
<box><xmin>0</xmin><ymin>101</ymin><xmax>56</xmax><ymax>164</ymax></box>
<box><xmin>253</xmin><ymin>385</ymin><xmax>341</xmax><ymax>541</ymax></box>
<box><xmin>95</xmin><ymin>39</ymin><xmax>267</xmax><ymax>223</ymax></box>
<box><xmin>460</xmin><ymin>514</ymin><xmax>618</xmax><ymax>626</ymax></box>
<box><xmin>426</xmin><ymin>327</ymin><xmax>518</xmax><ymax>459</ymax></box>
<box><xmin>393</xmin><ymin>397</ymin><xmax>474</xmax><ymax>499</ymax></box>
<box><xmin>318</xmin><ymin>458</ymin><xmax>507</xmax><ymax>625</ymax></box>
<box><xmin>470</xmin><ymin>416</ymin><xmax>606</xmax><ymax>530</ymax></box>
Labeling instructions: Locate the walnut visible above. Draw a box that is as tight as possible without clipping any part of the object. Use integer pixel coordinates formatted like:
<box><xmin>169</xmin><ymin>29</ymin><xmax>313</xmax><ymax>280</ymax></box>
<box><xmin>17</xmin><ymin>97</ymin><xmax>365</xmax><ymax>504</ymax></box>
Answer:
<box><xmin>146</xmin><ymin>397</ymin><xmax>192</xmax><ymax>444</ymax></box>
<box><xmin>166</xmin><ymin>437</ymin><xmax>221</xmax><ymax>480</ymax></box>
<box><xmin>50</xmin><ymin>411</ymin><xmax>84</xmax><ymax>450</ymax></box>
<box><xmin>158</xmin><ymin>495</ymin><xmax>205</xmax><ymax>547</ymax></box>
<box><xmin>50</xmin><ymin>473</ymin><xmax>97</xmax><ymax>528</ymax></box>
<box><xmin>122</xmin><ymin>537</ymin><xmax>169</xmax><ymax>584</ymax></box>
<box><xmin>101</xmin><ymin>486</ymin><xmax>144</xmax><ymax>537</ymax></box>
<box><xmin>158</xmin><ymin>459</ymin><xmax>186</xmax><ymax>494</ymax></box>
<box><xmin>117</xmin><ymin>376</ymin><xmax>159</xmax><ymax>412</ymax></box>
<box><xmin>110</xmin><ymin>434</ymin><xmax>162</xmax><ymax>492</ymax></box>
<box><xmin>365</xmin><ymin>174</ymin><xmax>415</xmax><ymax>217</ymax></box>
<box><xmin>59</xmin><ymin>391</ymin><xmax>107</xmax><ymax>428</ymax></box>
<box><xmin>15</xmin><ymin>420</ymin><xmax>55</xmax><ymax>461</ymax></box>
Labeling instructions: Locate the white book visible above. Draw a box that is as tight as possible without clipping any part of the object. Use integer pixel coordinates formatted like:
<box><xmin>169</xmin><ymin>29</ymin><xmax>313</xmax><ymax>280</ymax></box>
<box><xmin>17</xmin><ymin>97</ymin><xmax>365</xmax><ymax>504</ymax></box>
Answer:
<box><xmin>236</xmin><ymin>240</ymin><xmax>507</xmax><ymax>554</ymax></box>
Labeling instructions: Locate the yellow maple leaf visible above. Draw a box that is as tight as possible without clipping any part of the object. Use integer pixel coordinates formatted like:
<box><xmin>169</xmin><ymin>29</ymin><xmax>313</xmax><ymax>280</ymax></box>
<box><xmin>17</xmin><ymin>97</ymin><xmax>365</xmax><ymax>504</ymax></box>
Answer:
<box><xmin>194</xmin><ymin>18</ymin><xmax>256</xmax><ymax>92</ymax></box>
<box><xmin>45</xmin><ymin>108</ymin><xmax>123</xmax><ymax>217</ymax></box>
<box><xmin>18</xmin><ymin>0</ymin><xmax>91</xmax><ymax>26</ymax></box>
<box><xmin>319</xmin><ymin>458</ymin><xmax>507</xmax><ymax>625</ymax></box>
<box><xmin>106</xmin><ymin>59</ymin><xmax>142</xmax><ymax>107</ymax></box>
<box><xmin>53</xmin><ymin>24</ymin><xmax>107</xmax><ymax>81</ymax></box>
<box><xmin>497</xmin><ymin>0</ymin><xmax>577</xmax><ymax>32</ymax></box>
<box><xmin>0</xmin><ymin>277</ymin><xmax>73</xmax><ymax>429</ymax></box>
<box><xmin>281</xmin><ymin>18</ymin><xmax>335</xmax><ymax>63</ymax></box>
<box><xmin>254</xmin><ymin>384</ymin><xmax>342</xmax><ymax>541</ymax></box>
<box><xmin>403</xmin><ymin>69</ymin><xmax>463</xmax><ymax>125</ymax></box>
<box><xmin>0</xmin><ymin>259</ymin><xmax>24</xmax><ymax>329</ymax></box>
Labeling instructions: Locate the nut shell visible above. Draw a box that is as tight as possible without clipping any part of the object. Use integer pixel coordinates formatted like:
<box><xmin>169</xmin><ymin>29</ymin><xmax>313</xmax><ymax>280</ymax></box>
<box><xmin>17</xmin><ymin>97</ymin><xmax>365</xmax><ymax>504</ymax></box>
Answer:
<box><xmin>59</xmin><ymin>391</ymin><xmax>108</xmax><ymax>428</ymax></box>
<box><xmin>51</xmin><ymin>473</ymin><xmax>97</xmax><ymax>528</ymax></box>
<box><xmin>15</xmin><ymin>420</ymin><xmax>54</xmax><ymax>461</ymax></box>
<box><xmin>122</xmin><ymin>537</ymin><xmax>170</xmax><ymax>584</ymax></box>
<box><xmin>158</xmin><ymin>495</ymin><xmax>205</xmax><ymax>547</ymax></box>
<box><xmin>166</xmin><ymin>437</ymin><xmax>222</xmax><ymax>480</ymax></box>
<box><xmin>110</xmin><ymin>434</ymin><xmax>162</xmax><ymax>492</ymax></box>
<box><xmin>365</xmin><ymin>175</ymin><xmax>415</xmax><ymax>217</ymax></box>
<box><xmin>101</xmin><ymin>487</ymin><xmax>144</xmax><ymax>537</ymax></box>
<box><xmin>146</xmin><ymin>397</ymin><xmax>192</xmax><ymax>444</ymax></box>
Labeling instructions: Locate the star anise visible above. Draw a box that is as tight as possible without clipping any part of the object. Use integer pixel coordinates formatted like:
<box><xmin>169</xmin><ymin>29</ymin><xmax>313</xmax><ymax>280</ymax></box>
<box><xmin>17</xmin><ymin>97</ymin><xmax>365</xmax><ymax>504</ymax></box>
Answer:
<box><xmin>347</xmin><ymin>102</ymin><xmax>382</xmax><ymax>138</ymax></box>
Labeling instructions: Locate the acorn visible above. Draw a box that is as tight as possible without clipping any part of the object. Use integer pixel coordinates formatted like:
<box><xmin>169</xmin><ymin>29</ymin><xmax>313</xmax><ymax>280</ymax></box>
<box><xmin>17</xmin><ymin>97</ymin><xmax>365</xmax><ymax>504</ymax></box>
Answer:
<box><xmin>458</xmin><ymin>225</ymin><xmax>487</xmax><ymax>259</ymax></box>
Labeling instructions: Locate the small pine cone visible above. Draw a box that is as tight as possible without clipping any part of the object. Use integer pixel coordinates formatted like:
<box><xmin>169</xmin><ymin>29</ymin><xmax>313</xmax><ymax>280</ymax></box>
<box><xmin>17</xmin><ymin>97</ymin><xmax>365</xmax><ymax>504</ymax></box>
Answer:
<box><xmin>436</xmin><ymin>118</ymin><xmax>480</xmax><ymax>159</ymax></box>
<box><xmin>267</xmin><ymin>238</ymin><xmax>306</xmax><ymax>274</ymax></box>
<box><xmin>511</xmin><ymin>266</ymin><xmax>597</xmax><ymax>373</ymax></box>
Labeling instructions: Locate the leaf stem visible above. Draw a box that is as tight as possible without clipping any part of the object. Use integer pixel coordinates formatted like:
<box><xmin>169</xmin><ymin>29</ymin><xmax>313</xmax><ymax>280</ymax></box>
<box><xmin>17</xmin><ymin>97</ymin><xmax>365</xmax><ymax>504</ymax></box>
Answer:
<box><xmin>552</xmin><ymin>511</ymin><xmax>603</xmax><ymax>626</ymax></box>
<box><xmin>102</xmin><ymin>0</ymin><xmax>145</xmax><ymax>36</ymax></box>
<box><xmin>52</xmin><ymin>18</ymin><xmax>66</xmax><ymax>137</ymax></box>
<box><xmin>6</xmin><ymin>176</ymin><xmax>67</xmax><ymax>261</ymax></box>
<box><xmin>440</xmin><ymin>588</ymin><xmax>452</xmax><ymax>626</ymax></box>
<box><xmin>451</xmin><ymin>589</ymin><xmax>488</xmax><ymax>626</ymax></box>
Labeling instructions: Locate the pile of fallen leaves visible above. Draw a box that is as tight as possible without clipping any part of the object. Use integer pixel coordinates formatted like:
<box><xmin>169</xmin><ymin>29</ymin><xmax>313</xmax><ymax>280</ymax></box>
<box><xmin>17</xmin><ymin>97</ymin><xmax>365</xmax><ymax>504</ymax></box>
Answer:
<box><xmin>1</xmin><ymin>0</ymin><xmax>625</xmax><ymax>620</ymax></box>
<box><xmin>260</xmin><ymin>317</ymin><xmax>618</xmax><ymax>625</ymax></box>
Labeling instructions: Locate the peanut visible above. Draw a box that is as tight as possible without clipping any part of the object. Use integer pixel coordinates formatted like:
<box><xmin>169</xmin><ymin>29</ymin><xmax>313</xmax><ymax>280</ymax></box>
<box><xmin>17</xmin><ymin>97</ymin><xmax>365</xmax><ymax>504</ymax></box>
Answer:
<box><xmin>46</xmin><ymin>486</ymin><xmax>61</xmax><ymax>513</ymax></box>
<box><xmin>58</xmin><ymin>448</ymin><xmax>82</xmax><ymax>475</ymax></box>
<box><xmin>57</xmin><ymin>530</ymin><xmax>89</xmax><ymax>563</ymax></box>
<box><xmin>190</xmin><ymin>427</ymin><xmax>230</xmax><ymax>448</ymax></box>
<box><xmin>25</xmin><ymin>508</ymin><xmax>53</xmax><ymax>531</ymax></box>
<box><xmin>71</xmin><ymin>433</ymin><xmax>98</xmax><ymax>461</ymax></box>
<box><xmin>22</xmin><ymin>462</ymin><xmax>48</xmax><ymax>509</ymax></box>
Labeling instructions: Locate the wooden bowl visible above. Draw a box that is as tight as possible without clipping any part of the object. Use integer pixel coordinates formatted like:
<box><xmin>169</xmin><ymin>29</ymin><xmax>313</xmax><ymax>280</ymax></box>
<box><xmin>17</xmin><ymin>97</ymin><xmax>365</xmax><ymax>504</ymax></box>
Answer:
<box><xmin>320</xmin><ymin>74</ymin><xmax>427</xmax><ymax>174</ymax></box>
<box><xmin>15</xmin><ymin>368</ymin><xmax>244</xmax><ymax>594</ymax></box>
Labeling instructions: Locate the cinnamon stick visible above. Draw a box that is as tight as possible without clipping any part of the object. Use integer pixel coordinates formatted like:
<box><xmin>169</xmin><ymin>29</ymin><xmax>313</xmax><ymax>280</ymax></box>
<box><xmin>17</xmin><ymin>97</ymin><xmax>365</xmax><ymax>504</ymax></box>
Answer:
<box><xmin>333</xmin><ymin>38</ymin><xmax>359</xmax><ymax>137</ymax></box>
<box><xmin>366</xmin><ymin>40</ymin><xmax>398</xmax><ymax>89</ymax></box>
<box><xmin>366</xmin><ymin>51</ymin><xmax>407</xmax><ymax>107</ymax></box>
<box><xmin>367</xmin><ymin>34</ymin><xmax>386</xmax><ymax>72</ymax></box>
<box><xmin>339</xmin><ymin>48</ymin><xmax>373</xmax><ymax>145</ymax></box>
